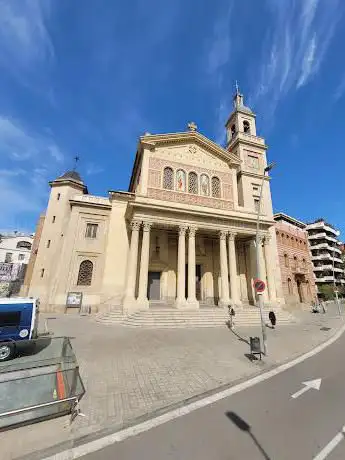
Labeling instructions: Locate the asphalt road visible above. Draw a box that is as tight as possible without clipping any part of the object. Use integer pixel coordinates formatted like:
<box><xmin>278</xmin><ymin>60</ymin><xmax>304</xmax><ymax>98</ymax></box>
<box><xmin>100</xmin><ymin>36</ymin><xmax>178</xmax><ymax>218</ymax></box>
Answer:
<box><xmin>82</xmin><ymin>324</ymin><xmax>345</xmax><ymax>460</ymax></box>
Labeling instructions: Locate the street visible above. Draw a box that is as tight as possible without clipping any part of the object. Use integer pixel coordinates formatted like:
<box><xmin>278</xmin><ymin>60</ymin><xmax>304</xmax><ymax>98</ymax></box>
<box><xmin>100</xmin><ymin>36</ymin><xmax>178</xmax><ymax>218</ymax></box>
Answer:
<box><xmin>81</xmin><ymin>322</ymin><xmax>345</xmax><ymax>460</ymax></box>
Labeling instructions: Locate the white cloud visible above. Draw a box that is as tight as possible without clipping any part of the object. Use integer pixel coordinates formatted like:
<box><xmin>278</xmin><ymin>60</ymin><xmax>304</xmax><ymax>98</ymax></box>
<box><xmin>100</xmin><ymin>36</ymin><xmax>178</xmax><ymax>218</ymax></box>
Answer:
<box><xmin>48</xmin><ymin>145</ymin><xmax>64</xmax><ymax>163</ymax></box>
<box><xmin>0</xmin><ymin>115</ymin><xmax>64</xmax><ymax>162</ymax></box>
<box><xmin>86</xmin><ymin>163</ymin><xmax>104</xmax><ymax>176</ymax></box>
<box><xmin>0</xmin><ymin>0</ymin><xmax>53</xmax><ymax>70</ymax></box>
<box><xmin>206</xmin><ymin>4</ymin><xmax>233</xmax><ymax>76</ymax></box>
<box><xmin>334</xmin><ymin>74</ymin><xmax>345</xmax><ymax>101</ymax></box>
<box><xmin>203</xmin><ymin>3</ymin><xmax>234</xmax><ymax>144</ymax></box>
<box><xmin>249</xmin><ymin>0</ymin><xmax>341</xmax><ymax>126</ymax></box>
<box><xmin>297</xmin><ymin>35</ymin><xmax>317</xmax><ymax>88</ymax></box>
<box><xmin>0</xmin><ymin>114</ymin><xmax>66</xmax><ymax>230</ymax></box>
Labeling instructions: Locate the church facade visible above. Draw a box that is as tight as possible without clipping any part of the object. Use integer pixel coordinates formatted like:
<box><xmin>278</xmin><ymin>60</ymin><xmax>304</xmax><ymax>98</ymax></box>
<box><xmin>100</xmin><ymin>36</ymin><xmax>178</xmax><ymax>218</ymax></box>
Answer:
<box><xmin>26</xmin><ymin>92</ymin><xmax>285</xmax><ymax>312</ymax></box>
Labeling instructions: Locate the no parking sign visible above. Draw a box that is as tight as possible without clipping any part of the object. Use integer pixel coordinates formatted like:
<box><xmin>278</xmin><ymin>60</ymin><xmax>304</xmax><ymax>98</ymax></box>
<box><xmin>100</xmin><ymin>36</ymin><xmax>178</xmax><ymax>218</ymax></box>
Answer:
<box><xmin>253</xmin><ymin>278</ymin><xmax>265</xmax><ymax>293</ymax></box>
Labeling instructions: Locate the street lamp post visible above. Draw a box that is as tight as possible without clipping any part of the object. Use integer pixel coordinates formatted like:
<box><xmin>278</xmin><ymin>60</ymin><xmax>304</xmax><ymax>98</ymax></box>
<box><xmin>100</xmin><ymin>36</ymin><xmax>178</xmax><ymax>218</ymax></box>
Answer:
<box><xmin>255</xmin><ymin>162</ymin><xmax>275</xmax><ymax>356</ymax></box>
<box><xmin>332</xmin><ymin>246</ymin><xmax>342</xmax><ymax>318</ymax></box>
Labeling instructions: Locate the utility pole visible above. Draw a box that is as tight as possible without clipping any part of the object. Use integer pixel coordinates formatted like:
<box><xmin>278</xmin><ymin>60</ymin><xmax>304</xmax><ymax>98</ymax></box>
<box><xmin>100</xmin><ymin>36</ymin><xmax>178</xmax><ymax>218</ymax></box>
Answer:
<box><xmin>255</xmin><ymin>162</ymin><xmax>275</xmax><ymax>356</ymax></box>
<box><xmin>332</xmin><ymin>246</ymin><xmax>342</xmax><ymax>318</ymax></box>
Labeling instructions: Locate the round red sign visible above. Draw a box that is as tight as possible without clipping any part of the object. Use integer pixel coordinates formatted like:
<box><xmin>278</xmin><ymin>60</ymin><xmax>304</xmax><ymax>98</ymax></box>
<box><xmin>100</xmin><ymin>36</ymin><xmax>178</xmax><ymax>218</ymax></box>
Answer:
<box><xmin>253</xmin><ymin>278</ymin><xmax>265</xmax><ymax>293</ymax></box>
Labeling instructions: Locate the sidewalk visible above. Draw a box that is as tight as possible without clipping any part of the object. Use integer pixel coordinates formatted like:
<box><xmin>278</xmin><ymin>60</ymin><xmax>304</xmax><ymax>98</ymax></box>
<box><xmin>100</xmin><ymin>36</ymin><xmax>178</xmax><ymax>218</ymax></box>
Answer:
<box><xmin>2</xmin><ymin>304</ymin><xmax>343</xmax><ymax>460</ymax></box>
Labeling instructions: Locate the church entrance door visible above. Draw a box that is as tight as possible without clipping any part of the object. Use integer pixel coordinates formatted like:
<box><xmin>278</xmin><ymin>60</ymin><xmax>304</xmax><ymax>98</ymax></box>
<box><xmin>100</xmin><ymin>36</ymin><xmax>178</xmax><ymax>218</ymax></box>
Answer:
<box><xmin>147</xmin><ymin>272</ymin><xmax>161</xmax><ymax>300</ymax></box>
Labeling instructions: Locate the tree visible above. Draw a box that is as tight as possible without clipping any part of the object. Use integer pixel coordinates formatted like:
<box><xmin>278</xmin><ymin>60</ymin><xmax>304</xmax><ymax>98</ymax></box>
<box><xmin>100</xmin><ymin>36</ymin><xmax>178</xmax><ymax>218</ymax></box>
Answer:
<box><xmin>318</xmin><ymin>284</ymin><xmax>334</xmax><ymax>300</ymax></box>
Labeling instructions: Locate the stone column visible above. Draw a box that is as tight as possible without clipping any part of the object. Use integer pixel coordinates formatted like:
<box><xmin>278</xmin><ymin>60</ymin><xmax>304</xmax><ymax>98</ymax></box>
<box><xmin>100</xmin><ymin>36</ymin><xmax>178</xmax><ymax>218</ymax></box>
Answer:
<box><xmin>263</xmin><ymin>235</ymin><xmax>277</xmax><ymax>303</ymax></box>
<box><xmin>137</xmin><ymin>221</ymin><xmax>152</xmax><ymax>308</ymax></box>
<box><xmin>258</xmin><ymin>235</ymin><xmax>269</xmax><ymax>303</ymax></box>
<box><xmin>175</xmin><ymin>225</ymin><xmax>187</xmax><ymax>308</ymax></box>
<box><xmin>123</xmin><ymin>220</ymin><xmax>141</xmax><ymax>311</ymax></box>
<box><xmin>219</xmin><ymin>230</ymin><xmax>230</xmax><ymax>306</ymax></box>
<box><xmin>228</xmin><ymin>232</ymin><xmax>241</xmax><ymax>305</ymax></box>
<box><xmin>187</xmin><ymin>226</ymin><xmax>199</xmax><ymax>309</ymax></box>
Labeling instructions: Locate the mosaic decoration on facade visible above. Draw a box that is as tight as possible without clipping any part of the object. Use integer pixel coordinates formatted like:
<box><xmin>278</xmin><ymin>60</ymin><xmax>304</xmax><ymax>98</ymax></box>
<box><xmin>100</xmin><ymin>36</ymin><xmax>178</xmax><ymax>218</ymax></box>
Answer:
<box><xmin>176</xmin><ymin>169</ymin><xmax>186</xmax><ymax>192</ymax></box>
<box><xmin>147</xmin><ymin>188</ymin><xmax>234</xmax><ymax>210</ymax></box>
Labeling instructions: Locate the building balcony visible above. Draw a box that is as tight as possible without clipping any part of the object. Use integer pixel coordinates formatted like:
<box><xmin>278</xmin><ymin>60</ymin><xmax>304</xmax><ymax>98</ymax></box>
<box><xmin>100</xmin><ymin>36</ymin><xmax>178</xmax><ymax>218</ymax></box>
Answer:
<box><xmin>315</xmin><ymin>276</ymin><xmax>337</xmax><ymax>282</ymax></box>
<box><xmin>308</xmin><ymin>232</ymin><xmax>326</xmax><ymax>240</ymax></box>
<box><xmin>307</xmin><ymin>222</ymin><xmax>340</xmax><ymax>237</ymax></box>
<box><xmin>311</xmin><ymin>254</ymin><xmax>343</xmax><ymax>263</ymax></box>
<box><xmin>308</xmin><ymin>233</ymin><xmax>338</xmax><ymax>243</ymax></box>
<box><xmin>314</xmin><ymin>265</ymin><xmax>344</xmax><ymax>272</ymax></box>
<box><xmin>309</xmin><ymin>242</ymin><xmax>342</xmax><ymax>253</ymax></box>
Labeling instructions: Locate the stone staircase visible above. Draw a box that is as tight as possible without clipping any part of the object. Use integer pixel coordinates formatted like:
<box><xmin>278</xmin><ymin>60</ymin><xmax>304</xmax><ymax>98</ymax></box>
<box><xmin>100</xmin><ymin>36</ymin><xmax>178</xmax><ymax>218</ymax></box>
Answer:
<box><xmin>95</xmin><ymin>306</ymin><xmax>295</xmax><ymax>328</ymax></box>
<box><xmin>95</xmin><ymin>307</ymin><xmax>124</xmax><ymax>325</ymax></box>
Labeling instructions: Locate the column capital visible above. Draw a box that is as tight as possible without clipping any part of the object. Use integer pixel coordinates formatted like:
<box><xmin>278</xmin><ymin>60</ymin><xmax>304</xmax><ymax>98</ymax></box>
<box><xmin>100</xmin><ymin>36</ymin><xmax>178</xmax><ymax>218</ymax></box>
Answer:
<box><xmin>188</xmin><ymin>226</ymin><xmax>197</xmax><ymax>237</ymax></box>
<box><xmin>258</xmin><ymin>234</ymin><xmax>265</xmax><ymax>244</ymax></box>
<box><xmin>130</xmin><ymin>220</ymin><xmax>141</xmax><ymax>231</ymax></box>
<box><xmin>219</xmin><ymin>230</ymin><xmax>227</xmax><ymax>240</ymax></box>
<box><xmin>178</xmin><ymin>225</ymin><xmax>188</xmax><ymax>236</ymax></box>
<box><xmin>228</xmin><ymin>231</ymin><xmax>237</xmax><ymax>241</ymax></box>
<box><xmin>142</xmin><ymin>221</ymin><xmax>153</xmax><ymax>232</ymax></box>
<box><xmin>263</xmin><ymin>234</ymin><xmax>271</xmax><ymax>245</ymax></box>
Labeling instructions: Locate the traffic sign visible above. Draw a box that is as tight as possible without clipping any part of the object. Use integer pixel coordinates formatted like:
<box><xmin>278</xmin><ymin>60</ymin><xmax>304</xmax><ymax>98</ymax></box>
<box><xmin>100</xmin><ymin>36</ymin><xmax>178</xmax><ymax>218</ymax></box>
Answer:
<box><xmin>253</xmin><ymin>278</ymin><xmax>265</xmax><ymax>293</ymax></box>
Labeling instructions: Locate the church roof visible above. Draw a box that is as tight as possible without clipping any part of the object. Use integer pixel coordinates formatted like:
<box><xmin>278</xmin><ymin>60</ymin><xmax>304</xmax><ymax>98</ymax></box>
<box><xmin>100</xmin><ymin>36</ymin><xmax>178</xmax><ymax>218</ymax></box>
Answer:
<box><xmin>57</xmin><ymin>170</ymin><xmax>84</xmax><ymax>182</ymax></box>
<box><xmin>237</xmin><ymin>105</ymin><xmax>253</xmax><ymax>114</ymax></box>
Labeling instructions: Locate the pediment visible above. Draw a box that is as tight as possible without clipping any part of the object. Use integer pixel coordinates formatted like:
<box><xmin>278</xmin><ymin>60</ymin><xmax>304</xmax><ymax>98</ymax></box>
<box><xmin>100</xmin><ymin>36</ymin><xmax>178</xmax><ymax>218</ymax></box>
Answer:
<box><xmin>140</xmin><ymin>131</ymin><xmax>241</xmax><ymax>171</ymax></box>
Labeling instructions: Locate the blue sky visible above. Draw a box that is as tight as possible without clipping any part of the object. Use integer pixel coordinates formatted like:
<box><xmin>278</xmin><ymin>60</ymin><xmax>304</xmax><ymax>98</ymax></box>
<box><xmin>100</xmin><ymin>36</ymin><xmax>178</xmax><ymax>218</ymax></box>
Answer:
<box><xmin>0</xmin><ymin>0</ymin><xmax>344</xmax><ymax>236</ymax></box>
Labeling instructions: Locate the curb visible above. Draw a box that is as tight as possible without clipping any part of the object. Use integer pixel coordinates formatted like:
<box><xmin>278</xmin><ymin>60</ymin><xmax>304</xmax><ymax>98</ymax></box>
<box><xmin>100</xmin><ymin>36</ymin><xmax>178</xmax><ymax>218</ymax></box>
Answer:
<box><xmin>18</xmin><ymin>317</ymin><xmax>345</xmax><ymax>460</ymax></box>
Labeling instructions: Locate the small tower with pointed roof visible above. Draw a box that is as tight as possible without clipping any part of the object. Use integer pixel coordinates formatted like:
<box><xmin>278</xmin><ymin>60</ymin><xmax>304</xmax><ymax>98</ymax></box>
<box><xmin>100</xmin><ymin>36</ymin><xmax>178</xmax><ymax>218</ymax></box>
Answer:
<box><xmin>28</xmin><ymin>168</ymin><xmax>88</xmax><ymax>304</ymax></box>
<box><xmin>225</xmin><ymin>86</ymin><xmax>257</xmax><ymax>145</ymax></box>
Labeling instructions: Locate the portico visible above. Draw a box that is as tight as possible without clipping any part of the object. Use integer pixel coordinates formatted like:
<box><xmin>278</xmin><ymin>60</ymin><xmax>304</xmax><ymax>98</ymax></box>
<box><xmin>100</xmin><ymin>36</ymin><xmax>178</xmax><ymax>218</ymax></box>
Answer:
<box><xmin>122</xmin><ymin>215</ymin><xmax>277</xmax><ymax>312</ymax></box>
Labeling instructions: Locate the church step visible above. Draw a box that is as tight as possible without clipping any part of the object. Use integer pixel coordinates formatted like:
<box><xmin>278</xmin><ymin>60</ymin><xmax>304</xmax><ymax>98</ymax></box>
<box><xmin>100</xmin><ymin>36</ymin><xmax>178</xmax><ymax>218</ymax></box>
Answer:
<box><xmin>94</xmin><ymin>306</ymin><xmax>294</xmax><ymax>328</ymax></box>
<box><xmin>122</xmin><ymin>309</ymin><xmax>294</xmax><ymax>328</ymax></box>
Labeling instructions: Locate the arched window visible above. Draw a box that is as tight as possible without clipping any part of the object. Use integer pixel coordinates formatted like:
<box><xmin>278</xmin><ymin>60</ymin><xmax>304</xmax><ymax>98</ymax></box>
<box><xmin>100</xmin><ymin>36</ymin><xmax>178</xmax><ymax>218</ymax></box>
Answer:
<box><xmin>231</xmin><ymin>124</ymin><xmax>236</xmax><ymax>137</ymax></box>
<box><xmin>211</xmin><ymin>176</ymin><xmax>221</xmax><ymax>198</ymax></box>
<box><xmin>200</xmin><ymin>174</ymin><xmax>210</xmax><ymax>196</ymax></box>
<box><xmin>302</xmin><ymin>258</ymin><xmax>307</xmax><ymax>268</ymax></box>
<box><xmin>176</xmin><ymin>169</ymin><xmax>186</xmax><ymax>192</ymax></box>
<box><xmin>77</xmin><ymin>260</ymin><xmax>93</xmax><ymax>286</ymax></box>
<box><xmin>284</xmin><ymin>254</ymin><xmax>289</xmax><ymax>267</ymax></box>
<box><xmin>293</xmin><ymin>256</ymin><xmax>298</xmax><ymax>269</ymax></box>
<box><xmin>287</xmin><ymin>278</ymin><xmax>293</xmax><ymax>295</ymax></box>
<box><xmin>188</xmin><ymin>172</ymin><xmax>198</xmax><ymax>194</ymax></box>
<box><xmin>243</xmin><ymin>121</ymin><xmax>250</xmax><ymax>134</ymax></box>
<box><xmin>16</xmin><ymin>241</ymin><xmax>32</xmax><ymax>250</ymax></box>
<box><xmin>163</xmin><ymin>167</ymin><xmax>173</xmax><ymax>190</ymax></box>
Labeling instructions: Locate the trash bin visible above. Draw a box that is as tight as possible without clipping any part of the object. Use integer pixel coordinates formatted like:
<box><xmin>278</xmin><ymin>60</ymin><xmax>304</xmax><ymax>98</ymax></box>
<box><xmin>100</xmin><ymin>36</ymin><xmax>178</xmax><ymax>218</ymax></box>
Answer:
<box><xmin>250</xmin><ymin>336</ymin><xmax>262</xmax><ymax>359</ymax></box>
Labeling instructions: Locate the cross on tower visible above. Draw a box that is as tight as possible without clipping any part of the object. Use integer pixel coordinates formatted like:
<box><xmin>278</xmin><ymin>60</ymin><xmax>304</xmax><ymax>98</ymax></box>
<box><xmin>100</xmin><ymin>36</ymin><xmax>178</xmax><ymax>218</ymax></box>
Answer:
<box><xmin>73</xmin><ymin>155</ymin><xmax>80</xmax><ymax>171</ymax></box>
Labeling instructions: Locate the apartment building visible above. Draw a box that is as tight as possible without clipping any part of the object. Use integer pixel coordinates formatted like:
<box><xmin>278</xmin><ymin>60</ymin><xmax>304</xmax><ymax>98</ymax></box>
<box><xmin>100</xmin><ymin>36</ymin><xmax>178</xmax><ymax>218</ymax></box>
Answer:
<box><xmin>306</xmin><ymin>219</ymin><xmax>345</xmax><ymax>291</ymax></box>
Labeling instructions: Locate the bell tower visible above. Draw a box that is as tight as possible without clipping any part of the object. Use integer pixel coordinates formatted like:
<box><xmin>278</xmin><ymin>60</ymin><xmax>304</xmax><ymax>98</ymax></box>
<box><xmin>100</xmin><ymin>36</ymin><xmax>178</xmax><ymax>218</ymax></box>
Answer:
<box><xmin>224</xmin><ymin>85</ymin><xmax>273</xmax><ymax>217</ymax></box>
<box><xmin>225</xmin><ymin>85</ymin><xmax>257</xmax><ymax>145</ymax></box>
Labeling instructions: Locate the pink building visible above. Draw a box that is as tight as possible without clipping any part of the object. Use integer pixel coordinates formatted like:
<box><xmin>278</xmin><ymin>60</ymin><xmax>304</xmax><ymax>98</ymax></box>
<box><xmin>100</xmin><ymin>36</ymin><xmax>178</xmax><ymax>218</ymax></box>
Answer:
<box><xmin>274</xmin><ymin>213</ymin><xmax>317</xmax><ymax>306</ymax></box>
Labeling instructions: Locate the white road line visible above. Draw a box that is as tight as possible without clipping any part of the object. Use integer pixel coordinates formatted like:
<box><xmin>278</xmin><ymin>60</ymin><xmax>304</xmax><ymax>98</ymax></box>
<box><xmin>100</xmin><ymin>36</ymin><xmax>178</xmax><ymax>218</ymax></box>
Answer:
<box><xmin>313</xmin><ymin>428</ymin><xmax>345</xmax><ymax>460</ymax></box>
<box><xmin>43</xmin><ymin>321</ymin><xmax>345</xmax><ymax>460</ymax></box>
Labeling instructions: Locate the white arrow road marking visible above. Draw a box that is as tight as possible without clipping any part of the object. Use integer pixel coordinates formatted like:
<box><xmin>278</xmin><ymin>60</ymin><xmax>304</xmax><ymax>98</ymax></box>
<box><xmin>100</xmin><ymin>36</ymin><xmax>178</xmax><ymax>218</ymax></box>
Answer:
<box><xmin>291</xmin><ymin>378</ymin><xmax>322</xmax><ymax>399</ymax></box>
<box><xmin>313</xmin><ymin>426</ymin><xmax>345</xmax><ymax>460</ymax></box>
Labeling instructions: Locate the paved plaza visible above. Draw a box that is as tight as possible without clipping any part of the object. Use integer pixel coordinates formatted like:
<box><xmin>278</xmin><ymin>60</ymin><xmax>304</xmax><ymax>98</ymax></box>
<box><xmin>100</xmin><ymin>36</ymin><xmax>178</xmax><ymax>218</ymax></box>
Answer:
<box><xmin>1</xmin><ymin>303</ymin><xmax>343</xmax><ymax>459</ymax></box>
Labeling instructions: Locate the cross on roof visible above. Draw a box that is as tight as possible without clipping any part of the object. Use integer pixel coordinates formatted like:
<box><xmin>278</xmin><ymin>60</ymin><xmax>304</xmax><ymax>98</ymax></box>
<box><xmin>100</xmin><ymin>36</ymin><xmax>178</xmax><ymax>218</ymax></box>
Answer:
<box><xmin>187</xmin><ymin>121</ymin><xmax>197</xmax><ymax>132</ymax></box>
<box><xmin>73</xmin><ymin>155</ymin><xmax>80</xmax><ymax>171</ymax></box>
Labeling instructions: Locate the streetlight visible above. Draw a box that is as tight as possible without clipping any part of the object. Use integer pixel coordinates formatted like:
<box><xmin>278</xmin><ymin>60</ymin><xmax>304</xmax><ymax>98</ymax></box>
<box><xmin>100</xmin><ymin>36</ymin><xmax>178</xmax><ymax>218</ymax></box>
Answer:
<box><xmin>332</xmin><ymin>245</ymin><xmax>342</xmax><ymax>318</ymax></box>
<box><xmin>255</xmin><ymin>162</ymin><xmax>276</xmax><ymax>356</ymax></box>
